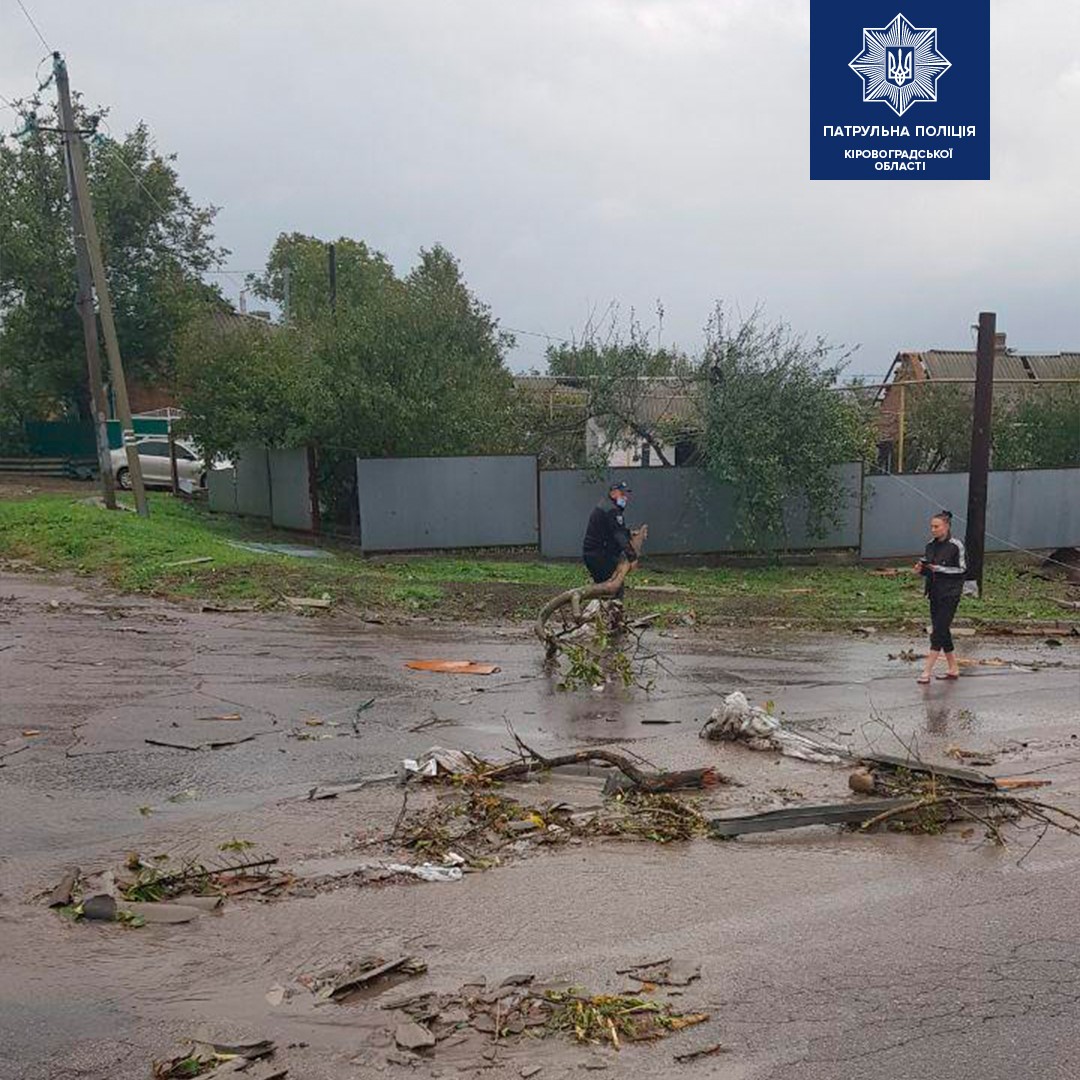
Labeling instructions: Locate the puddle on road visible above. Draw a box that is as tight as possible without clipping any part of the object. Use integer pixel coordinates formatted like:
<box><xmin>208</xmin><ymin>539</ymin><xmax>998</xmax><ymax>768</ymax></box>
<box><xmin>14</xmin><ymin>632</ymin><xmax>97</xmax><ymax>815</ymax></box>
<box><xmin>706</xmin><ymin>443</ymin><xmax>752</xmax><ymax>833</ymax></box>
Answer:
<box><xmin>923</xmin><ymin>703</ymin><xmax>979</xmax><ymax>736</ymax></box>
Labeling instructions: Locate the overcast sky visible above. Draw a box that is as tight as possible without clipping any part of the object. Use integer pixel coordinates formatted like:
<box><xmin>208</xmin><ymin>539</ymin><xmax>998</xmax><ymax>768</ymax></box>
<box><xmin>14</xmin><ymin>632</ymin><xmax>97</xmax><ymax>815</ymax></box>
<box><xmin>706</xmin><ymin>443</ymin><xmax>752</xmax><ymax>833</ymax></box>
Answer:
<box><xmin>3</xmin><ymin>0</ymin><xmax>1078</xmax><ymax>378</ymax></box>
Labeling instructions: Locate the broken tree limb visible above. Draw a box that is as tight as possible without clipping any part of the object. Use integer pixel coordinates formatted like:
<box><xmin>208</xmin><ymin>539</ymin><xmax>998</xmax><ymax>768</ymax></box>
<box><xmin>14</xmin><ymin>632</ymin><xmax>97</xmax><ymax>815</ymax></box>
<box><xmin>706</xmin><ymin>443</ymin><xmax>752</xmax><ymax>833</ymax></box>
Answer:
<box><xmin>489</xmin><ymin>735</ymin><xmax>732</xmax><ymax>793</ymax></box>
<box><xmin>535</xmin><ymin>527</ymin><xmax>647</xmax><ymax>654</ymax></box>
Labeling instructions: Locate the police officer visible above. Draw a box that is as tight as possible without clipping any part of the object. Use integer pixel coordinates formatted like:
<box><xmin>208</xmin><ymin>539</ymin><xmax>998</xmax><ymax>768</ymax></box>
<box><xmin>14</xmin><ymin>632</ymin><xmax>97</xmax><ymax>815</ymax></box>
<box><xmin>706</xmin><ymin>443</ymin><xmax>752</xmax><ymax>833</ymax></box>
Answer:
<box><xmin>582</xmin><ymin>481</ymin><xmax>639</xmax><ymax>594</ymax></box>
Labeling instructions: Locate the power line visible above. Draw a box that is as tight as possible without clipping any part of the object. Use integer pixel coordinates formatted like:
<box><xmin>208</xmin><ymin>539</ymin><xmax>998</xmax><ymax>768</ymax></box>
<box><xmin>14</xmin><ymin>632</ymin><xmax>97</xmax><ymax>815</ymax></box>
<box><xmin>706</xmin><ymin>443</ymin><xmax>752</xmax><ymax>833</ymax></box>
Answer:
<box><xmin>14</xmin><ymin>0</ymin><xmax>51</xmax><ymax>50</ymax></box>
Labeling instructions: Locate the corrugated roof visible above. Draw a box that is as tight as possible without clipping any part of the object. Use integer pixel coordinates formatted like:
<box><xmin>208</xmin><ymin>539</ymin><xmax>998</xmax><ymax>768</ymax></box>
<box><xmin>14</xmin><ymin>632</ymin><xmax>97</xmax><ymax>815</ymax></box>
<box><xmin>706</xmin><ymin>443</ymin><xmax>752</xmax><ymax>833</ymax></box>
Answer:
<box><xmin>1026</xmin><ymin>353</ymin><xmax>1080</xmax><ymax>380</ymax></box>
<box><xmin>512</xmin><ymin>376</ymin><xmax>697</xmax><ymax>424</ymax></box>
<box><xmin>921</xmin><ymin>350</ymin><xmax>1031</xmax><ymax>381</ymax></box>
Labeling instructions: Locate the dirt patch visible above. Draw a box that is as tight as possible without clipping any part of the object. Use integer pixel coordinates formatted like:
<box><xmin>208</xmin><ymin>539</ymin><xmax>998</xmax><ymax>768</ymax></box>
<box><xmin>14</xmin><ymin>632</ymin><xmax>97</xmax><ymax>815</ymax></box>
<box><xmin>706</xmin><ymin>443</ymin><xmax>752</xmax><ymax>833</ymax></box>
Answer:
<box><xmin>0</xmin><ymin>472</ymin><xmax>96</xmax><ymax>500</ymax></box>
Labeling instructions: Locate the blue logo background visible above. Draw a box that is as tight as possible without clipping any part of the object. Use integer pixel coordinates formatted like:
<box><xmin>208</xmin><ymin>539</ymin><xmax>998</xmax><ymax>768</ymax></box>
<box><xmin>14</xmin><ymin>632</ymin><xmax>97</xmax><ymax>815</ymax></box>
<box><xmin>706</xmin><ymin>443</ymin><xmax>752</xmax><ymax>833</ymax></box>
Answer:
<box><xmin>811</xmin><ymin>1</ymin><xmax>990</xmax><ymax>180</ymax></box>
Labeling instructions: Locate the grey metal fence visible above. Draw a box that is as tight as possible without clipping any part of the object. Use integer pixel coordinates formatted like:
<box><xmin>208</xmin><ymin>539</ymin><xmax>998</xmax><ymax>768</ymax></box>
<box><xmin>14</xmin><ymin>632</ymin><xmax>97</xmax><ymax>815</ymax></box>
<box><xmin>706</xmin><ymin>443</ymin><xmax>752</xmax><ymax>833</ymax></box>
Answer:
<box><xmin>860</xmin><ymin>468</ymin><xmax>1080</xmax><ymax>558</ymax></box>
<box><xmin>213</xmin><ymin>448</ymin><xmax>1079</xmax><ymax>561</ymax></box>
<box><xmin>207</xmin><ymin>467</ymin><xmax>237</xmax><ymax>514</ymax></box>
<box><xmin>269</xmin><ymin>448</ymin><xmax>313</xmax><ymax>532</ymax></box>
<box><xmin>538</xmin><ymin>465</ymin><xmax>862</xmax><ymax>558</ymax></box>
<box><xmin>355</xmin><ymin>455</ymin><xmax>539</xmax><ymax>552</ymax></box>
<box><xmin>234</xmin><ymin>446</ymin><xmax>272</xmax><ymax>518</ymax></box>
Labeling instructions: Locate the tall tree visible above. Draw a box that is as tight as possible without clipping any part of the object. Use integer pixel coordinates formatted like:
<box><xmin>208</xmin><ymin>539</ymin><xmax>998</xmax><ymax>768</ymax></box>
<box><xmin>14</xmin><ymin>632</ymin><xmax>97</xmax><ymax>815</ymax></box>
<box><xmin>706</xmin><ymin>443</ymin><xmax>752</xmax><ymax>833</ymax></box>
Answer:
<box><xmin>179</xmin><ymin>241</ymin><xmax>517</xmax><ymax>461</ymax></box>
<box><xmin>696</xmin><ymin>308</ymin><xmax>875</xmax><ymax>545</ymax></box>
<box><xmin>0</xmin><ymin>96</ymin><xmax>225</xmax><ymax>437</ymax></box>
<box><xmin>247</xmin><ymin>233</ymin><xmax>397</xmax><ymax>325</ymax></box>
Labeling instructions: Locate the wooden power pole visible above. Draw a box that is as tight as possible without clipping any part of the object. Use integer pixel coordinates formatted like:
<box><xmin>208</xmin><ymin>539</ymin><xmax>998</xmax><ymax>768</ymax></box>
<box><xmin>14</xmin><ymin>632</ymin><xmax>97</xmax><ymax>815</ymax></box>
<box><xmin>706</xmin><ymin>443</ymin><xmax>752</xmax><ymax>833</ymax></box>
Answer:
<box><xmin>54</xmin><ymin>52</ymin><xmax>149</xmax><ymax>517</ymax></box>
<box><xmin>965</xmin><ymin>311</ymin><xmax>996</xmax><ymax>596</ymax></box>
<box><xmin>62</xmin><ymin>143</ymin><xmax>115</xmax><ymax>508</ymax></box>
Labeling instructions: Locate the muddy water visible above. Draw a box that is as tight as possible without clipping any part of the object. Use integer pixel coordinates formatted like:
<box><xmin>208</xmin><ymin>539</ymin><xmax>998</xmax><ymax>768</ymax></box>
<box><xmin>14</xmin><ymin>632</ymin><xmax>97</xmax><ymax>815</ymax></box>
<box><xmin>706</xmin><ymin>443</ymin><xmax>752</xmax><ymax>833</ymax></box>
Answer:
<box><xmin>2</xmin><ymin>576</ymin><xmax>1079</xmax><ymax>1080</ymax></box>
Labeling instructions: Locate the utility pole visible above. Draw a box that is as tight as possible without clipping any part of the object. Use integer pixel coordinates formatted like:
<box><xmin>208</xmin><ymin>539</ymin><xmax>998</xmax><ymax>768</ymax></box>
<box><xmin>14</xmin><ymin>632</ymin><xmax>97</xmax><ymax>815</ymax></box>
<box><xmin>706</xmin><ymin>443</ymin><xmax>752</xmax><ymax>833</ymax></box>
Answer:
<box><xmin>62</xmin><ymin>141</ymin><xmax>115</xmax><ymax>509</ymax></box>
<box><xmin>965</xmin><ymin>311</ymin><xmax>996</xmax><ymax>597</ymax></box>
<box><xmin>328</xmin><ymin>242</ymin><xmax>337</xmax><ymax>319</ymax></box>
<box><xmin>54</xmin><ymin>52</ymin><xmax>149</xmax><ymax>517</ymax></box>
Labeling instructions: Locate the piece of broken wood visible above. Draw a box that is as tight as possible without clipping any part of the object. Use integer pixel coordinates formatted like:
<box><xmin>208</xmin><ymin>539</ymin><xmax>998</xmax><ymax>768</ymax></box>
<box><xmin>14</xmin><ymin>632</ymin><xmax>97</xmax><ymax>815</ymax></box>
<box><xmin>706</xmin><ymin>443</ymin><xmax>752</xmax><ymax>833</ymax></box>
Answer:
<box><xmin>535</xmin><ymin>529</ymin><xmax>646</xmax><ymax>653</ymax></box>
<box><xmin>673</xmin><ymin>1043</ymin><xmax>729</xmax><ymax>1063</ymax></box>
<box><xmin>489</xmin><ymin>738</ymin><xmax>733</xmax><ymax>794</ymax></box>
<box><xmin>47</xmin><ymin>867</ymin><xmax>79</xmax><ymax>908</ymax></box>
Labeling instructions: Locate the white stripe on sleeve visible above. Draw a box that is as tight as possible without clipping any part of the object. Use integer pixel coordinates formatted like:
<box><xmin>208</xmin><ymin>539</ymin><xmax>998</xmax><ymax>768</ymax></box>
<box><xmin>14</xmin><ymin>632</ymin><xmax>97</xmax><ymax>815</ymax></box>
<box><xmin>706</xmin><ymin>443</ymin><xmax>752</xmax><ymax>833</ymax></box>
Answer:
<box><xmin>936</xmin><ymin>537</ymin><xmax>967</xmax><ymax>574</ymax></box>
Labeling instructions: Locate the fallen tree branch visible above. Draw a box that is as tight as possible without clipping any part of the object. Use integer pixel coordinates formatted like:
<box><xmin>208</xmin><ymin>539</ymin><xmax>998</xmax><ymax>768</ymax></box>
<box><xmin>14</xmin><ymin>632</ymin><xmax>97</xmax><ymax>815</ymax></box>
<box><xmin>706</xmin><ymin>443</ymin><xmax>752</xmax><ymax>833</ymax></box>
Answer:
<box><xmin>535</xmin><ymin>528</ymin><xmax>647</xmax><ymax>654</ymax></box>
<box><xmin>490</xmin><ymin>733</ymin><xmax>732</xmax><ymax>793</ymax></box>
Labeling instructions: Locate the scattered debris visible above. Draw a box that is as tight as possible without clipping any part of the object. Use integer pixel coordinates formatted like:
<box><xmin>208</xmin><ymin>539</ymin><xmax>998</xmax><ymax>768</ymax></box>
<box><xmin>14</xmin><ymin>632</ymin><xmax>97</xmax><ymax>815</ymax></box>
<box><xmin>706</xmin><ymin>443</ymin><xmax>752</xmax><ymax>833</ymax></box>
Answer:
<box><xmin>401</xmin><ymin>739</ymin><xmax>731</xmax><ymax>796</ymax></box>
<box><xmin>545</xmin><ymin>989</ymin><xmax>708</xmax><ymax>1047</ymax></box>
<box><xmin>673</xmin><ymin>1043</ymin><xmax>728</xmax><ymax>1063</ymax></box>
<box><xmin>194</xmin><ymin>713</ymin><xmax>243</xmax><ymax>722</ymax></box>
<box><xmin>946</xmin><ymin>746</ymin><xmax>998</xmax><ymax>767</ymax></box>
<box><xmin>21</xmin><ymin>728</ymin><xmax>41</xmax><ymax>737</ymax></box>
<box><xmin>701</xmin><ymin>692</ymin><xmax>847</xmax><ymax>764</ymax></box>
<box><xmin>164</xmin><ymin>556</ymin><xmax>214</xmax><ymax>568</ymax></box>
<box><xmin>307</xmin><ymin>773</ymin><xmax>397</xmax><ymax>801</ymax></box>
<box><xmin>145</xmin><ymin>734</ymin><xmax>257</xmax><ymax>752</ymax></box>
<box><xmin>406</xmin><ymin>660</ymin><xmax>501</xmax><ymax>675</ymax></box>
<box><xmin>152</xmin><ymin>1038</ymin><xmax>282</xmax><ymax>1080</ymax></box>
<box><xmin>385</xmin><ymin>863</ymin><xmax>464</xmax><ymax>883</ymax></box>
<box><xmin>395</xmin><ymin>1021</ymin><xmax>437</xmax><ymax>1051</ymax></box>
<box><xmin>81</xmin><ymin>893</ymin><xmax>117</xmax><ymax>921</ymax></box>
<box><xmin>619</xmin><ymin>959</ymin><xmax>701</xmax><ymax>988</ymax></box>
<box><xmin>201</xmin><ymin>602</ymin><xmax>259</xmax><ymax>613</ymax></box>
<box><xmin>47</xmin><ymin>867</ymin><xmax>79</xmax><ymax>908</ymax></box>
<box><xmin>303</xmin><ymin>955</ymin><xmax>429</xmax><ymax>1001</ymax></box>
<box><xmin>283</xmin><ymin>594</ymin><xmax>332</xmax><ymax>610</ymax></box>
<box><xmin>378</xmin><ymin>975</ymin><xmax>706</xmax><ymax>1054</ymax></box>
<box><xmin>48</xmin><ymin>853</ymin><xmax>281</xmax><ymax>922</ymax></box>
<box><xmin>403</xmin><ymin>746</ymin><xmax>488</xmax><ymax>779</ymax></box>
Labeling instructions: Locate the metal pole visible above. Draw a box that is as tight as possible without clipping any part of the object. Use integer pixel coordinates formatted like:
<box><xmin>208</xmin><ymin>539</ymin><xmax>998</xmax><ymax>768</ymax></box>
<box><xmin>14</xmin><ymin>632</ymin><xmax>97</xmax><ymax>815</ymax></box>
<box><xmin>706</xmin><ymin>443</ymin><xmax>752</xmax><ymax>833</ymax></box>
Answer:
<box><xmin>965</xmin><ymin>312</ymin><xmax>996</xmax><ymax>597</ymax></box>
<box><xmin>62</xmin><ymin>140</ymin><xmax>115</xmax><ymax>508</ymax></box>
<box><xmin>54</xmin><ymin>53</ymin><xmax>149</xmax><ymax>517</ymax></box>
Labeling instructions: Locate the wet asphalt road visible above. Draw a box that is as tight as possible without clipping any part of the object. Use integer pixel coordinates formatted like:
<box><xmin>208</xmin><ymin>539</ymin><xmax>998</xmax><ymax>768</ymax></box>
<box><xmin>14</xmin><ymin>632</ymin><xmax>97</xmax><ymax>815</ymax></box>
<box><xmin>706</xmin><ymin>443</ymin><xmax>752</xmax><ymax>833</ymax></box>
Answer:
<box><xmin>1</xmin><ymin>575</ymin><xmax>1078</xmax><ymax>1080</ymax></box>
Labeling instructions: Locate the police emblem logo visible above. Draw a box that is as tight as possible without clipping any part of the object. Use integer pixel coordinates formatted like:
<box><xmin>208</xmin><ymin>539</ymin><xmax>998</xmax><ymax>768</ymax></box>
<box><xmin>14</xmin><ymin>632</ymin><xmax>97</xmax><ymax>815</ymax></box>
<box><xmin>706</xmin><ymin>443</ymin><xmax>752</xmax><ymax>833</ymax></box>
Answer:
<box><xmin>849</xmin><ymin>13</ymin><xmax>951</xmax><ymax>117</ymax></box>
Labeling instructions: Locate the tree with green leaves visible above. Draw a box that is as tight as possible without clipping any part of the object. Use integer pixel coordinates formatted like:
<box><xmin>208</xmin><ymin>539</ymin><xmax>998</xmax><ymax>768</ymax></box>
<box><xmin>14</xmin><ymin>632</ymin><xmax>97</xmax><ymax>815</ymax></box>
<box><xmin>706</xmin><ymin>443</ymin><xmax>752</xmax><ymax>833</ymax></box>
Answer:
<box><xmin>178</xmin><ymin>240</ymin><xmax>516</xmax><ymax>462</ymax></box>
<box><xmin>903</xmin><ymin>382</ymin><xmax>1080</xmax><ymax>473</ymax></box>
<box><xmin>0</xmin><ymin>96</ymin><xmax>224</xmax><ymax>446</ymax></box>
<box><xmin>545</xmin><ymin>307</ymin><xmax>694</xmax><ymax>466</ymax></box>
<box><xmin>247</xmin><ymin>233</ymin><xmax>397</xmax><ymax>325</ymax></box>
<box><xmin>695</xmin><ymin>308</ymin><xmax>875</xmax><ymax>546</ymax></box>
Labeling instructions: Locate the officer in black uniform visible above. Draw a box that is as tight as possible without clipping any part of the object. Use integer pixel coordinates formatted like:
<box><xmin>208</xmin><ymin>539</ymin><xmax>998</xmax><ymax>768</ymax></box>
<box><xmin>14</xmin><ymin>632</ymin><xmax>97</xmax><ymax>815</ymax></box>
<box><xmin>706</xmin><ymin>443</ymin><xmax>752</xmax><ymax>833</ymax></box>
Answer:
<box><xmin>582</xmin><ymin>481</ymin><xmax>638</xmax><ymax>592</ymax></box>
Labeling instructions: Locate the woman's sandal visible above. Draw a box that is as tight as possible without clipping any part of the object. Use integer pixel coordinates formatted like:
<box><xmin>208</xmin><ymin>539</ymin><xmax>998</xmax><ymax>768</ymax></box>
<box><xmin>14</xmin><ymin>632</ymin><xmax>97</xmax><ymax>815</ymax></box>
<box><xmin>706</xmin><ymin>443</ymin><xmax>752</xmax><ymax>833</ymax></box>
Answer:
<box><xmin>936</xmin><ymin>672</ymin><xmax>960</xmax><ymax>680</ymax></box>
<box><xmin>916</xmin><ymin>674</ymin><xmax>931</xmax><ymax>684</ymax></box>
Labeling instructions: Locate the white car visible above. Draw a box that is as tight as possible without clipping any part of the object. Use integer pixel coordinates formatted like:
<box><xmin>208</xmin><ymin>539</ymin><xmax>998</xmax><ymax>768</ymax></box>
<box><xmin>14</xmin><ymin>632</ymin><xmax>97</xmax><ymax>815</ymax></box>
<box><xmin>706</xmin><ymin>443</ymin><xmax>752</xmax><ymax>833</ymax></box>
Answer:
<box><xmin>110</xmin><ymin>438</ymin><xmax>224</xmax><ymax>491</ymax></box>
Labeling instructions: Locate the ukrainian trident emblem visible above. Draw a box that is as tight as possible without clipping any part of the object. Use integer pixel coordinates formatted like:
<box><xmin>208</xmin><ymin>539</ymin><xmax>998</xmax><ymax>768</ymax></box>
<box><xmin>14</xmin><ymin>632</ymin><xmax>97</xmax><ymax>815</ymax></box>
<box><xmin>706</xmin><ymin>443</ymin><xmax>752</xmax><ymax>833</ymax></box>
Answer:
<box><xmin>887</xmin><ymin>48</ymin><xmax>913</xmax><ymax>86</ymax></box>
<box><xmin>850</xmin><ymin>14</ymin><xmax>951</xmax><ymax>116</ymax></box>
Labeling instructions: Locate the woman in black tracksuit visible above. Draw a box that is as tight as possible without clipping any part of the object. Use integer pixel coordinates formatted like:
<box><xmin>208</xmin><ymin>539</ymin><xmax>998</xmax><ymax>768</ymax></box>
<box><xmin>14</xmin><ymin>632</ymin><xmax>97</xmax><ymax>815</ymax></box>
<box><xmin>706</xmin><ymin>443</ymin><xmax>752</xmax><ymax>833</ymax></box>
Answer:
<box><xmin>914</xmin><ymin>510</ymin><xmax>967</xmax><ymax>684</ymax></box>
